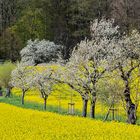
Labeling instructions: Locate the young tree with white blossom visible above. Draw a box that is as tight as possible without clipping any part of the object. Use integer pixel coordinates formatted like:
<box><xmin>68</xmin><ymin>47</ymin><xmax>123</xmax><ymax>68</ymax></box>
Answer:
<box><xmin>11</xmin><ymin>63</ymin><xmax>33</xmax><ymax>105</ymax></box>
<box><xmin>32</xmin><ymin>66</ymin><xmax>56</xmax><ymax>110</ymax></box>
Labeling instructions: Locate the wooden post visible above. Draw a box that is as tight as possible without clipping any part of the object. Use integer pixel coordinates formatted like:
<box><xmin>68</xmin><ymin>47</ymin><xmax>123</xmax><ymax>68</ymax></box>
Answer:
<box><xmin>104</xmin><ymin>98</ymin><xmax>118</xmax><ymax>121</ymax></box>
<box><xmin>68</xmin><ymin>103</ymin><xmax>75</xmax><ymax>115</ymax></box>
<box><xmin>58</xmin><ymin>93</ymin><xmax>61</xmax><ymax>113</ymax></box>
<box><xmin>104</xmin><ymin>108</ymin><xmax>118</xmax><ymax>121</ymax></box>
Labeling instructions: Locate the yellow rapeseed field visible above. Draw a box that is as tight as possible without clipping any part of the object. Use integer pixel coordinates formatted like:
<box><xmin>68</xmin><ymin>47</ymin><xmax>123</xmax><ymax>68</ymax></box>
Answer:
<box><xmin>0</xmin><ymin>103</ymin><xmax>140</xmax><ymax>140</ymax></box>
<box><xmin>12</xmin><ymin>88</ymin><xmax>110</xmax><ymax>116</ymax></box>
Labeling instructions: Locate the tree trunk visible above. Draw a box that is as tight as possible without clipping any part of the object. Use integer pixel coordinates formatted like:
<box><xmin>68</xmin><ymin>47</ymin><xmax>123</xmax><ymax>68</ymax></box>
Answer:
<box><xmin>90</xmin><ymin>86</ymin><xmax>96</xmax><ymax>118</ymax></box>
<box><xmin>5</xmin><ymin>87</ymin><xmax>11</xmax><ymax>97</ymax></box>
<box><xmin>0</xmin><ymin>88</ymin><xmax>3</xmax><ymax>96</ymax></box>
<box><xmin>90</xmin><ymin>100</ymin><xmax>96</xmax><ymax>118</ymax></box>
<box><xmin>124</xmin><ymin>82</ymin><xmax>136</xmax><ymax>124</ymax></box>
<box><xmin>82</xmin><ymin>98</ymin><xmax>88</xmax><ymax>117</ymax></box>
<box><xmin>44</xmin><ymin>98</ymin><xmax>47</xmax><ymax>110</ymax></box>
<box><xmin>21</xmin><ymin>91</ymin><xmax>25</xmax><ymax>105</ymax></box>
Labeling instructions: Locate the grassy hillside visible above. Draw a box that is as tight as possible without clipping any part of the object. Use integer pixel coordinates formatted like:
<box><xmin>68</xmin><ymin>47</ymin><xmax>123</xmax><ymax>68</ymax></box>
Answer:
<box><xmin>0</xmin><ymin>103</ymin><xmax>140</xmax><ymax>140</ymax></box>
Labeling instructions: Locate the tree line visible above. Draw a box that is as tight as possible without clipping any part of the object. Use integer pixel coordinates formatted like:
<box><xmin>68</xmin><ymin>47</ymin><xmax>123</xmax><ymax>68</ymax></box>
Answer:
<box><xmin>0</xmin><ymin>0</ymin><xmax>140</xmax><ymax>61</ymax></box>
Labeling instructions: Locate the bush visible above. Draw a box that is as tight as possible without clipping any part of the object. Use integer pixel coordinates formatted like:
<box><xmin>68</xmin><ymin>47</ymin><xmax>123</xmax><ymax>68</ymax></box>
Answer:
<box><xmin>0</xmin><ymin>61</ymin><xmax>15</xmax><ymax>88</ymax></box>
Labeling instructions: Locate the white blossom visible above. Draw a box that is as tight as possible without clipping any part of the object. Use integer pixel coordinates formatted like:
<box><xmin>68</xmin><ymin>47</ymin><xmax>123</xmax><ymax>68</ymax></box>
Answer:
<box><xmin>10</xmin><ymin>62</ymin><xmax>33</xmax><ymax>92</ymax></box>
<box><xmin>20</xmin><ymin>39</ymin><xmax>63</xmax><ymax>66</ymax></box>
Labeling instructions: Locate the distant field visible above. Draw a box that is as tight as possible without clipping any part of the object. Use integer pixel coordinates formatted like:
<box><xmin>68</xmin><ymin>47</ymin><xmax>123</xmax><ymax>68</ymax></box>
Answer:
<box><xmin>0</xmin><ymin>103</ymin><xmax>140</xmax><ymax>140</ymax></box>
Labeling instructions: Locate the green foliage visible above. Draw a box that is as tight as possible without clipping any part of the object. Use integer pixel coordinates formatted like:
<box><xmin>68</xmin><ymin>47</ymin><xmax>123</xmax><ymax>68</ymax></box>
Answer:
<box><xmin>0</xmin><ymin>61</ymin><xmax>15</xmax><ymax>87</ymax></box>
<box><xmin>1</xmin><ymin>0</ymin><xmax>140</xmax><ymax>61</ymax></box>
<box><xmin>0</xmin><ymin>28</ymin><xmax>22</xmax><ymax>61</ymax></box>
<box><xmin>11</xmin><ymin>8</ymin><xmax>47</xmax><ymax>45</ymax></box>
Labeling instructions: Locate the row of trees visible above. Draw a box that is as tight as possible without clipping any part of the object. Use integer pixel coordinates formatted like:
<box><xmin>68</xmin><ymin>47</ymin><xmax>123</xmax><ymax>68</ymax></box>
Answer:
<box><xmin>10</xmin><ymin>19</ymin><xmax>140</xmax><ymax>125</ymax></box>
<box><xmin>1</xmin><ymin>0</ymin><xmax>140</xmax><ymax>61</ymax></box>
